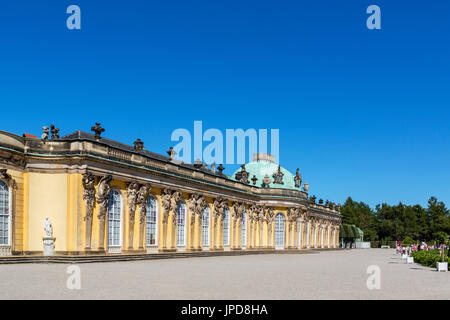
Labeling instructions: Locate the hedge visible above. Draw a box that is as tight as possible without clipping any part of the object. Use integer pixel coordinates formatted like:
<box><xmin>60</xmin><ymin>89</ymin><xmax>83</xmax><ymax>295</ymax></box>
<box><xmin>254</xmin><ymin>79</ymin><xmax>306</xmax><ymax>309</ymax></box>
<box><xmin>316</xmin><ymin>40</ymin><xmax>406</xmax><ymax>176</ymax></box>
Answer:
<box><xmin>411</xmin><ymin>250</ymin><xmax>449</xmax><ymax>270</ymax></box>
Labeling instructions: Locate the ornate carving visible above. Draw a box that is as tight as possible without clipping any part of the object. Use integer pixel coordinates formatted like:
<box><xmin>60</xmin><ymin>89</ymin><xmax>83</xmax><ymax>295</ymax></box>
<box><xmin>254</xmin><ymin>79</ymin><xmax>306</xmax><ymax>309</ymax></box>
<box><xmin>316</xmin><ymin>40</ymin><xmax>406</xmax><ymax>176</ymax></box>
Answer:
<box><xmin>41</xmin><ymin>126</ymin><xmax>49</xmax><ymax>141</ymax></box>
<box><xmin>134</xmin><ymin>139</ymin><xmax>144</xmax><ymax>151</ymax></box>
<box><xmin>213</xmin><ymin>196</ymin><xmax>228</xmax><ymax>226</ymax></box>
<box><xmin>294</xmin><ymin>168</ymin><xmax>302</xmax><ymax>188</ymax></box>
<box><xmin>91</xmin><ymin>122</ymin><xmax>105</xmax><ymax>139</ymax></box>
<box><xmin>251</xmin><ymin>175</ymin><xmax>258</xmax><ymax>186</ymax></box>
<box><xmin>265</xmin><ymin>206</ymin><xmax>275</xmax><ymax>224</ymax></box>
<box><xmin>188</xmin><ymin>193</ymin><xmax>207</xmax><ymax>226</ymax></box>
<box><xmin>126</xmin><ymin>180</ymin><xmax>140</xmax><ymax>225</ymax></box>
<box><xmin>235</xmin><ymin>165</ymin><xmax>250</xmax><ymax>184</ymax></box>
<box><xmin>50</xmin><ymin>124</ymin><xmax>60</xmax><ymax>140</ymax></box>
<box><xmin>137</xmin><ymin>184</ymin><xmax>151</xmax><ymax>223</ymax></box>
<box><xmin>161</xmin><ymin>188</ymin><xmax>172</xmax><ymax>224</ymax></box>
<box><xmin>303</xmin><ymin>181</ymin><xmax>309</xmax><ymax>193</ymax></box>
<box><xmin>82</xmin><ymin>172</ymin><xmax>96</xmax><ymax>220</ymax></box>
<box><xmin>96</xmin><ymin>175</ymin><xmax>112</xmax><ymax>218</ymax></box>
<box><xmin>170</xmin><ymin>191</ymin><xmax>182</xmax><ymax>227</ymax></box>
<box><xmin>272</xmin><ymin>165</ymin><xmax>284</xmax><ymax>185</ymax></box>
<box><xmin>217</xmin><ymin>164</ymin><xmax>225</xmax><ymax>175</ymax></box>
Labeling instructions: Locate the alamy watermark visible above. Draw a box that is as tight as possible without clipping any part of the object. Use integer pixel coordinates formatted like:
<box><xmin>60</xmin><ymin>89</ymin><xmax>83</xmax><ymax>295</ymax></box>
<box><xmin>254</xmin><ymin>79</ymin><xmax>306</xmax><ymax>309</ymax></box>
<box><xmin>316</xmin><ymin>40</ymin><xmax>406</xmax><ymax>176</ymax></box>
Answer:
<box><xmin>366</xmin><ymin>265</ymin><xmax>381</xmax><ymax>290</ymax></box>
<box><xmin>170</xmin><ymin>121</ymin><xmax>279</xmax><ymax>165</ymax></box>
<box><xmin>66</xmin><ymin>265</ymin><xmax>81</xmax><ymax>290</ymax></box>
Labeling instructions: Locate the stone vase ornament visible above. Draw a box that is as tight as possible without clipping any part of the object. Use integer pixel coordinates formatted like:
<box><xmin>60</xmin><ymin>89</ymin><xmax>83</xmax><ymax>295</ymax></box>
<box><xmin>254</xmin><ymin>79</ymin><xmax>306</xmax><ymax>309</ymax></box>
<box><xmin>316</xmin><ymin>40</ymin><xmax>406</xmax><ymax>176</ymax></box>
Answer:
<box><xmin>43</xmin><ymin>217</ymin><xmax>56</xmax><ymax>256</ymax></box>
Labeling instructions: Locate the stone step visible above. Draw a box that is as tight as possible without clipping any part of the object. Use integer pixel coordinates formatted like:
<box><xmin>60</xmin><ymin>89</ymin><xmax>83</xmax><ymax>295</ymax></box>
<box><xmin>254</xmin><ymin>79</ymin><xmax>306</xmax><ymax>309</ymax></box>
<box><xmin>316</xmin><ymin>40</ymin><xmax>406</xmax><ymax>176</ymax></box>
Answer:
<box><xmin>0</xmin><ymin>248</ymin><xmax>326</xmax><ymax>264</ymax></box>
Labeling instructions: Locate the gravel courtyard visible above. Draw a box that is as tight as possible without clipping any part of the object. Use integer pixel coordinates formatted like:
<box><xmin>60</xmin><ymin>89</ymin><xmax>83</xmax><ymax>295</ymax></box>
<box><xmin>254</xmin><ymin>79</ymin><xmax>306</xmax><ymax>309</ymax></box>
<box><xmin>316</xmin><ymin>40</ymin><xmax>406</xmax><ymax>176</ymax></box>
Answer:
<box><xmin>0</xmin><ymin>249</ymin><xmax>449</xmax><ymax>299</ymax></box>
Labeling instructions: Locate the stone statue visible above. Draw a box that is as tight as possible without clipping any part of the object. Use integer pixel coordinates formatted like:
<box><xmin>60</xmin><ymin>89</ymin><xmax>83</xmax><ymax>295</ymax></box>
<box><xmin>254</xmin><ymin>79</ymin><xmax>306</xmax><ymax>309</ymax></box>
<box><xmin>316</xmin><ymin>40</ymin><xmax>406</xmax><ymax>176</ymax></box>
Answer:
<box><xmin>41</xmin><ymin>126</ymin><xmax>49</xmax><ymax>141</ymax></box>
<box><xmin>50</xmin><ymin>124</ymin><xmax>60</xmax><ymax>140</ymax></box>
<box><xmin>44</xmin><ymin>217</ymin><xmax>53</xmax><ymax>237</ymax></box>
<box><xmin>294</xmin><ymin>168</ymin><xmax>302</xmax><ymax>188</ymax></box>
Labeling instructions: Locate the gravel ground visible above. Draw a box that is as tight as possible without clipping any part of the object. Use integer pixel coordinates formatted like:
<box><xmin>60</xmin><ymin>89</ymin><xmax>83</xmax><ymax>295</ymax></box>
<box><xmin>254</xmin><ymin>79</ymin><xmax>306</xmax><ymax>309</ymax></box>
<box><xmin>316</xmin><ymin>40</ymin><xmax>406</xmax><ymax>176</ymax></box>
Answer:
<box><xmin>0</xmin><ymin>249</ymin><xmax>448</xmax><ymax>299</ymax></box>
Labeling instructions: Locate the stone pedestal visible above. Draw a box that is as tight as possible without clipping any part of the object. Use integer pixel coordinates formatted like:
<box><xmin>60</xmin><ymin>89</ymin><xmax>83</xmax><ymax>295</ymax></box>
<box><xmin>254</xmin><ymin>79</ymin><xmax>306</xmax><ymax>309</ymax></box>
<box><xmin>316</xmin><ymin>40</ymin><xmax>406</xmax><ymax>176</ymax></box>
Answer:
<box><xmin>43</xmin><ymin>236</ymin><xmax>56</xmax><ymax>256</ymax></box>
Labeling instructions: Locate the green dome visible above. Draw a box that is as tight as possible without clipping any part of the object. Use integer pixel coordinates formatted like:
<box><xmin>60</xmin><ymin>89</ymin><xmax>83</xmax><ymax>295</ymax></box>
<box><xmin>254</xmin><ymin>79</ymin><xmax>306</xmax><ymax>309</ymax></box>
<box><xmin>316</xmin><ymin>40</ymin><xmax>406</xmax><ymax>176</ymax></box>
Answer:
<box><xmin>232</xmin><ymin>159</ymin><xmax>298</xmax><ymax>190</ymax></box>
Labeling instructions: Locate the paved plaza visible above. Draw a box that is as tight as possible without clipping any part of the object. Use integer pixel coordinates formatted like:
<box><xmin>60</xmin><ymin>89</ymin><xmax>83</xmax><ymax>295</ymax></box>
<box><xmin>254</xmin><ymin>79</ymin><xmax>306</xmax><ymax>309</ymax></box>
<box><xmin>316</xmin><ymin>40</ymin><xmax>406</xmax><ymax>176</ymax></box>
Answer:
<box><xmin>0</xmin><ymin>249</ymin><xmax>449</xmax><ymax>299</ymax></box>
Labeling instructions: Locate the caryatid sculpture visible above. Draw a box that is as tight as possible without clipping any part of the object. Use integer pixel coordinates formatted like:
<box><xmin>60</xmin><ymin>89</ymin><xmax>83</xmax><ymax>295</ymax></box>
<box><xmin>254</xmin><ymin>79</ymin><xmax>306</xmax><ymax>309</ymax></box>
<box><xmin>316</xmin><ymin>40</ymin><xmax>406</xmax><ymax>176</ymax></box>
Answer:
<box><xmin>188</xmin><ymin>193</ymin><xmax>207</xmax><ymax>250</ymax></box>
<box><xmin>161</xmin><ymin>188</ymin><xmax>172</xmax><ymax>249</ymax></box>
<box><xmin>257</xmin><ymin>205</ymin><xmax>266</xmax><ymax>248</ymax></box>
<box><xmin>212</xmin><ymin>196</ymin><xmax>227</xmax><ymax>249</ymax></box>
<box><xmin>248</xmin><ymin>204</ymin><xmax>257</xmax><ymax>248</ymax></box>
<box><xmin>82</xmin><ymin>172</ymin><xmax>96</xmax><ymax>249</ymax></box>
<box><xmin>96</xmin><ymin>175</ymin><xmax>112</xmax><ymax>250</ymax></box>
<box><xmin>265</xmin><ymin>207</ymin><xmax>275</xmax><ymax>248</ymax></box>
<box><xmin>170</xmin><ymin>191</ymin><xmax>182</xmax><ymax>249</ymax></box>
<box><xmin>126</xmin><ymin>180</ymin><xmax>140</xmax><ymax>250</ymax></box>
<box><xmin>137</xmin><ymin>183</ymin><xmax>151</xmax><ymax>250</ymax></box>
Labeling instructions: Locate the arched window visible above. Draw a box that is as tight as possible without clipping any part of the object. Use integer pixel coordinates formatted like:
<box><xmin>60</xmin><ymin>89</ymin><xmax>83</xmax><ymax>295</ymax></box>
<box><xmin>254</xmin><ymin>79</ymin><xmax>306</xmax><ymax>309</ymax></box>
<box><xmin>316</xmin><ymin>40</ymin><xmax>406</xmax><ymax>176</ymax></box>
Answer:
<box><xmin>202</xmin><ymin>207</ymin><xmax>210</xmax><ymax>247</ymax></box>
<box><xmin>223</xmin><ymin>209</ymin><xmax>230</xmax><ymax>246</ymax></box>
<box><xmin>176</xmin><ymin>201</ymin><xmax>186</xmax><ymax>247</ymax></box>
<box><xmin>0</xmin><ymin>181</ymin><xmax>10</xmax><ymax>246</ymax></box>
<box><xmin>146</xmin><ymin>196</ymin><xmax>158</xmax><ymax>246</ymax></box>
<box><xmin>241</xmin><ymin>212</ymin><xmax>247</xmax><ymax>247</ymax></box>
<box><xmin>108</xmin><ymin>190</ymin><xmax>122</xmax><ymax>247</ymax></box>
<box><xmin>274</xmin><ymin>213</ymin><xmax>285</xmax><ymax>249</ymax></box>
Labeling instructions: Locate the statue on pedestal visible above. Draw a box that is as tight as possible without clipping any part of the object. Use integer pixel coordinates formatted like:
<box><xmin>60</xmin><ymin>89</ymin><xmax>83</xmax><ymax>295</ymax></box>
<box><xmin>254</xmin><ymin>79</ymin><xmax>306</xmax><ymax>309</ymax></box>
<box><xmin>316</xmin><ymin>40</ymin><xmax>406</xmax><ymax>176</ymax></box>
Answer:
<box><xmin>43</xmin><ymin>217</ymin><xmax>56</xmax><ymax>256</ymax></box>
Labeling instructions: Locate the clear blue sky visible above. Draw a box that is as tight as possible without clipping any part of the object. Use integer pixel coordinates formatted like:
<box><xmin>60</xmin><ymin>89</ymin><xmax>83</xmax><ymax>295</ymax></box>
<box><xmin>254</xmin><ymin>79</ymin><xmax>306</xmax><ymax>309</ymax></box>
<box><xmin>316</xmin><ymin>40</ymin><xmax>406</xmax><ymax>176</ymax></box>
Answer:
<box><xmin>0</xmin><ymin>1</ymin><xmax>449</xmax><ymax>208</ymax></box>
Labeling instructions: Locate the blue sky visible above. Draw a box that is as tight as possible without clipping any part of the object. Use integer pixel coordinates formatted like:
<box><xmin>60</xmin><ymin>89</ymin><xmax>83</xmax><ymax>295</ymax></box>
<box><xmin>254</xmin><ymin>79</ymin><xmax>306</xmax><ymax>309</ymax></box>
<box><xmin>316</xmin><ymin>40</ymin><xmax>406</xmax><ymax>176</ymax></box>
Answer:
<box><xmin>0</xmin><ymin>1</ymin><xmax>449</xmax><ymax>208</ymax></box>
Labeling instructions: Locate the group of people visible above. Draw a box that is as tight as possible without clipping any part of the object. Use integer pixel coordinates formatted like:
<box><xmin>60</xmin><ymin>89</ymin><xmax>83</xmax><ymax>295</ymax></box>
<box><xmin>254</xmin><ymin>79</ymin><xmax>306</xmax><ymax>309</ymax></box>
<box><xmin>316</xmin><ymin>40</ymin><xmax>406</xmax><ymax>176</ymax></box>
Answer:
<box><xmin>396</xmin><ymin>242</ymin><xmax>449</xmax><ymax>255</ymax></box>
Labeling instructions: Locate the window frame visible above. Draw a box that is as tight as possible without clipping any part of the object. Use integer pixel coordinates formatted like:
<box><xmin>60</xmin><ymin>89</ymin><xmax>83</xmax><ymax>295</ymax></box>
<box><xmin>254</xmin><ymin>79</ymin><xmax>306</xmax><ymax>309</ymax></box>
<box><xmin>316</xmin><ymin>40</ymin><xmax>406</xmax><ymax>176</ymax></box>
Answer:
<box><xmin>0</xmin><ymin>180</ymin><xmax>11</xmax><ymax>247</ymax></box>
<box><xmin>176</xmin><ymin>201</ymin><xmax>187</xmax><ymax>247</ymax></box>
<box><xmin>107</xmin><ymin>188</ymin><xmax>123</xmax><ymax>248</ymax></box>
<box><xmin>145</xmin><ymin>194</ymin><xmax>158</xmax><ymax>247</ymax></box>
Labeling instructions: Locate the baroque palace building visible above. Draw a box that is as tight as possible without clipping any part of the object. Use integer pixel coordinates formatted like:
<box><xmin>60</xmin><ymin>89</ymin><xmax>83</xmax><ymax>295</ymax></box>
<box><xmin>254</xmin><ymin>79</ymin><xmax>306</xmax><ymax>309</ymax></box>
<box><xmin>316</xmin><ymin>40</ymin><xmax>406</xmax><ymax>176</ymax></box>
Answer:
<box><xmin>0</xmin><ymin>124</ymin><xmax>341</xmax><ymax>256</ymax></box>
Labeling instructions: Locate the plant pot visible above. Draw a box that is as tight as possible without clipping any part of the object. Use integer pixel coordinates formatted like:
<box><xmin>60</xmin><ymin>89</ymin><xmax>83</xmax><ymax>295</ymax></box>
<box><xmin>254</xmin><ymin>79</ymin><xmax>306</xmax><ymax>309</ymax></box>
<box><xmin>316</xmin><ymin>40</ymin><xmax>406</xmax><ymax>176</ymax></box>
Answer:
<box><xmin>436</xmin><ymin>262</ymin><xmax>448</xmax><ymax>272</ymax></box>
<box><xmin>406</xmin><ymin>257</ymin><xmax>414</xmax><ymax>264</ymax></box>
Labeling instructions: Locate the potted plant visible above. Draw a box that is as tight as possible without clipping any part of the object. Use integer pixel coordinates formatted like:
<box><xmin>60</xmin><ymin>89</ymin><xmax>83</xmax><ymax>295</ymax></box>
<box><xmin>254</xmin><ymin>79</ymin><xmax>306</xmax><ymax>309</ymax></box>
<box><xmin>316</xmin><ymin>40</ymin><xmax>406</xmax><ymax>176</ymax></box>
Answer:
<box><xmin>436</xmin><ymin>247</ymin><xmax>448</xmax><ymax>272</ymax></box>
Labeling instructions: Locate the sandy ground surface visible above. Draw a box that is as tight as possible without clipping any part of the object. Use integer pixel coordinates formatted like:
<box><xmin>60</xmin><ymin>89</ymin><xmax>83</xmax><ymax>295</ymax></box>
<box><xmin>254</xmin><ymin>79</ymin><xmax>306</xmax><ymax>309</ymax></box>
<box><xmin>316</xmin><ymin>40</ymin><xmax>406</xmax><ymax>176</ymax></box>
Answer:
<box><xmin>0</xmin><ymin>249</ymin><xmax>448</xmax><ymax>299</ymax></box>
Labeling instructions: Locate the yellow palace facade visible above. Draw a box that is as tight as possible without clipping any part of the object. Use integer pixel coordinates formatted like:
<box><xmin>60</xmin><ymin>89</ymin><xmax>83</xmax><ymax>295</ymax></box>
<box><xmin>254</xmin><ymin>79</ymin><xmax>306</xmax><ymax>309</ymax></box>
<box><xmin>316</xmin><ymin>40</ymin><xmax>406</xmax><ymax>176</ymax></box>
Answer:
<box><xmin>0</xmin><ymin>125</ymin><xmax>341</xmax><ymax>256</ymax></box>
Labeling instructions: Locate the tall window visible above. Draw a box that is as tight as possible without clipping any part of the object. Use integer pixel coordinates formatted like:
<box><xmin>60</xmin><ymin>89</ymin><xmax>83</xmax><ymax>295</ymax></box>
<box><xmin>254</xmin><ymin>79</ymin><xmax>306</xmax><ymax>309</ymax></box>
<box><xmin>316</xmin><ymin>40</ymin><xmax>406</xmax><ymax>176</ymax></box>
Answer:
<box><xmin>223</xmin><ymin>209</ymin><xmax>230</xmax><ymax>246</ymax></box>
<box><xmin>146</xmin><ymin>196</ymin><xmax>158</xmax><ymax>246</ymax></box>
<box><xmin>202</xmin><ymin>207</ymin><xmax>210</xmax><ymax>247</ymax></box>
<box><xmin>0</xmin><ymin>181</ymin><xmax>10</xmax><ymax>245</ymax></box>
<box><xmin>108</xmin><ymin>190</ymin><xmax>122</xmax><ymax>247</ymax></box>
<box><xmin>274</xmin><ymin>213</ymin><xmax>285</xmax><ymax>249</ymax></box>
<box><xmin>241</xmin><ymin>212</ymin><xmax>247</xmax><ymax>247</ymax></box>
<box><xmin>297</xmin><ymin>218</ymin><xmax>301</xmax><ymax>247</ymax></box>
<box><xmin>177</xmin><ymin>202</ymin><xmax>186</xmax><ymax>246</ymax></box>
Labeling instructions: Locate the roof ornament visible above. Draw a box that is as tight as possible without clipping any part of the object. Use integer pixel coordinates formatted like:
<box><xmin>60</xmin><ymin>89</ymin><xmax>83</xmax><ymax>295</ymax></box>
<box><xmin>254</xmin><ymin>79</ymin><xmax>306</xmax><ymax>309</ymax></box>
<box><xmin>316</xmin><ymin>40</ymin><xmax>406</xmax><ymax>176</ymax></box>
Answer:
<box><xmin>217</xmin><ymin>164</ymin><xmax>225</xmax><ymax>175</ymax></box>
<box><xmin>272</xmin><ymin>165</ymin><xmax>284</xmax><ymax>185</ymax></box>
<box><xmin>41</xmin><ymin>126</ymin><xmax>50</xmax><ymax>142</ymax></box>
<box><xmin>91</xmin><ymin>122</ymin><xmax>105</xmax><ymax>140</ymax></box>
<box><xmin>235</xmin><ymin>164</ymin><xmax>250</xmax><ymax>184</ymax></box>
<box><xmin>133</xmin><ymin>139</ymin><xmax>144</xmax><ymax>151</ymax></box>
<box><xmin>309</xmin><ymin>195</ymin><xmax>316</xmax><ymax>204</ymax></box>
<box><xmin>294</xmin><ymin>168</ymin><xmax>302</xmax><ymax>188</ymax></box>
<box><xmin>303</xmin><ymin>181</ymin><xmax>309</xmax><ymax>193</ymax></box>
<box><xmin>50</xmin><ymin>125</ymin><xmax>60</xmax><ymax>140</ymax></box>
<box><xmin>210</xmin><ymin>162</ymin><xmax>216</xmax><ymax>173</ymax></box>
<box><xmin>194</xmin><ymin>159</ymin><xmax>203</xmax><ymax>169</ymax></box>
<box><xmin>166</xmin><ymin>147</ymin><xmax>177</xmax><ymax>160</ymax></box>
<box><xmin>262</xmin><ymin>174</ymin><xmax>271</xmax><ymax>188</ymax></box>
<box><xmin>251</xmin><ymin>175</ymin><xmax>258</xmax><ymax>186</ymax></box>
